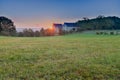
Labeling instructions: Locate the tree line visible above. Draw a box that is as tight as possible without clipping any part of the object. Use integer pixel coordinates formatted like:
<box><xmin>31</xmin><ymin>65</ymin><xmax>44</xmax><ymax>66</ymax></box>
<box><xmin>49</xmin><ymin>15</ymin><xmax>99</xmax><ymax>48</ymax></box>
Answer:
<box><xmin>0</xmin><ymin>16</ymin><xmax>57</xmax><ymax>37</ymax></box>
<box><xmin>0</xmin><ymin>16</ymin><xmax>120</xmax><ymax>37</ymax></box>
<box><xmin>76</xmin><ymin>15</ymin><xmax>120</xmax><ymax>30</ymax></box>
<box><xmin>17</xmin><ymin>28</ymin><xmax>56</xmax><ymax>37</ymax></box>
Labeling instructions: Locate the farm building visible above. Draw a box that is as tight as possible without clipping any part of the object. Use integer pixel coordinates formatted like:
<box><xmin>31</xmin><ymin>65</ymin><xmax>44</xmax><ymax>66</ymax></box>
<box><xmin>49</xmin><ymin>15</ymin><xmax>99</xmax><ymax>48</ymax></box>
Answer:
<box><xmin>63</xmin><ymin>23</ymin><xmax>79</xmax><ymax>31</ymax></box>
<box><xmin>53</xmin><ymin>22</ymin><xmax>79</xmax><ymax>34</ymax></box>
<box><xmin>52</xmin><ymin>23</ymin><xmax>63</xmax><ymax>35</ymax></box>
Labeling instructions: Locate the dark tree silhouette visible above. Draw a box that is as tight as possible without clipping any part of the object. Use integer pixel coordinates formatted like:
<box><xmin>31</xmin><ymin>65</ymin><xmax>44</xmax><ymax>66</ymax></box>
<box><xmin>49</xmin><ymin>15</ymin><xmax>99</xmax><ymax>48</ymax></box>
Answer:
<box><xmin>40</xmin><ymin>28</ymin><xmax>45</xmax><ymax>36</ymax></box>
<box><xmin>77</xmin><ymin>16</ymin><xmax>120</xmax><ymax>30</ymax></box>
<box><xmin>0</xmin><ymin>16</ymin><xmax>16</xmax><ymax>36</ymax></box>
<box><xmin>83</xmin><ymin>17</ymin><xmax>89</xmax><ymax>21</ymax></box>
<box><xmin>22</xmin><ymin>28</ymin><xmax>34</xmax><ymax>37</ymax></box>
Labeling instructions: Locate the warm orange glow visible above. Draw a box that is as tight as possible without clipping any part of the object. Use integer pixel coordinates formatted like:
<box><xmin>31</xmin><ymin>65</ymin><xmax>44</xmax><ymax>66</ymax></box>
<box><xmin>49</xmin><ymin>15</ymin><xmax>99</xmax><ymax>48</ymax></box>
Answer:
<box><xmin>49</xmin><ymin>27</ymin><xmax>54</xmax><ymax>30</ymax></box>
<box><xmin>48</xmin><ymin>26</ymin><xmax>55</xmax><ymax>33</ymax></box>
<box><xmin>15</xmin><ymin>18</ymin><xmax>76</xmax><ymax>28</ymax></box>
<box><xmin>14</xmin><ymin>17</ymin><xmax>69</xmax><ymax>28</ymax></box>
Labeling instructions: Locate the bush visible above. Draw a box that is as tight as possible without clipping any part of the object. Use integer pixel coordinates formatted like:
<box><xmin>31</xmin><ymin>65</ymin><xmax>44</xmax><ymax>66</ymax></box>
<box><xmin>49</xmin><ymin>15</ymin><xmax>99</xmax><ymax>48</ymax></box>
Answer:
<box><xmin>0</xmin><ymin>31</ymin><xmax>10</xmax><ymax>36</ymax></box>
<box><xmin>110</xmin><ymin>32</ymin><xmax>114</xmax><ymax>35</ymax></box>
<box><xmin>99</xmin><ymin>32</ymin><xmax>104</xmax><ymax>35</ymax></box>
<box><xmin>96</xmin><ymin>32</ymin><xmax>100</xmax><ymax>35</ymax></box>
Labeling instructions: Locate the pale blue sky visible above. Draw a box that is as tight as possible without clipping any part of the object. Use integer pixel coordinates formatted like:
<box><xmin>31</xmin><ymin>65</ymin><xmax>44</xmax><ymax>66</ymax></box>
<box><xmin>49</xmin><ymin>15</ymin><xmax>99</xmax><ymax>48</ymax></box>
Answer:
<box><xmin>0</xmin><ymin>0</ymin><xmax>120</xmax><ymax>28</ymax></box>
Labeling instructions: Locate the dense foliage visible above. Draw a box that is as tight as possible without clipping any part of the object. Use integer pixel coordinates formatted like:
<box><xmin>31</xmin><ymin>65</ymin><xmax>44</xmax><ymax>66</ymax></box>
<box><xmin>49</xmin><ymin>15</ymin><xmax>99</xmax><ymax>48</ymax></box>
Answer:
<box><xmin>0</xmin><ymin>16</ymin><xmax>16</xmax><ymax>36</ymax></box>
<box><xmin>76</xmin><ymin>16</ymin><xmax>120</xmax><ymax>30</ymax></box>
<box><xmin>17</xmin><ymin>28</ymin><xmax>55</xmax><ymax>37</ymax></box>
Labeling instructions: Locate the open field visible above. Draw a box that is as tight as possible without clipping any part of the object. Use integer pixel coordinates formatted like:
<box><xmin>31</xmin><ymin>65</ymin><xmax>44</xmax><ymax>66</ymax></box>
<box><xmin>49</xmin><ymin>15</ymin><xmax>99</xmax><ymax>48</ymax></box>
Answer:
<box><xmin>0</xmin><ymin>34</ymin><xmax>120</xmax><ymax>80</ymax></box>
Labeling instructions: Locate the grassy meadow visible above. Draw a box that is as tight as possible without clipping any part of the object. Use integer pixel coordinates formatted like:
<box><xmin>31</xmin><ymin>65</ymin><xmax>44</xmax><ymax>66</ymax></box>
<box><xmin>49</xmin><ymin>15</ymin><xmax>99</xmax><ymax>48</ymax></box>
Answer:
<box><xmin>0</xmin><ymin>33</ymin><xmax>120</xmax><ymax>80</ymax></box>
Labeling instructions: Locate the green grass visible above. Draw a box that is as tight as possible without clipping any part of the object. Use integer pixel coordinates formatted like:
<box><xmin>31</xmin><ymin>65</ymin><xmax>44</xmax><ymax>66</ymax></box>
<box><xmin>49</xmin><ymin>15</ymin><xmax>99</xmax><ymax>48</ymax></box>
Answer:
<box><xmin>0</xmin><ymin>34</ymin><xmax>120</xmax><ymax>80</ymax></box>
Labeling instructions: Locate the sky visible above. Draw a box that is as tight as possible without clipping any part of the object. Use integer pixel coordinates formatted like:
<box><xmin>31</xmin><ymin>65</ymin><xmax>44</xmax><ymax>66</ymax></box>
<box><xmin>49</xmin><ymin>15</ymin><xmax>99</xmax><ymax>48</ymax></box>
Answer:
<box><xmin>0</xmin><ymin>0</ymin><xmax>120</xmax><ymax>28</ymax></box>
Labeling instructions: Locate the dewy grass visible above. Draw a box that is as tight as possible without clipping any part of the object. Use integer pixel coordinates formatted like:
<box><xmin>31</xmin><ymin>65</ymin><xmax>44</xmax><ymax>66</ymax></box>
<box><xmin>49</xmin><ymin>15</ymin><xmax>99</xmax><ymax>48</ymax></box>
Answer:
<box><xmin>0</xmin><ymin>34</ymin><xmax>120</xmax><ymax>80</ymax></box>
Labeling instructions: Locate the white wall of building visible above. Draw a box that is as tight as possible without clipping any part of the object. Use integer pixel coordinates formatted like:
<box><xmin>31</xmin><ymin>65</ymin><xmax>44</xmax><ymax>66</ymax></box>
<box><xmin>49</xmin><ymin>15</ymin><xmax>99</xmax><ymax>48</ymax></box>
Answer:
<box><xmin>62</xmin><ymin>25</ymin><xmax>78</xmax><ymax>31</ymax></box>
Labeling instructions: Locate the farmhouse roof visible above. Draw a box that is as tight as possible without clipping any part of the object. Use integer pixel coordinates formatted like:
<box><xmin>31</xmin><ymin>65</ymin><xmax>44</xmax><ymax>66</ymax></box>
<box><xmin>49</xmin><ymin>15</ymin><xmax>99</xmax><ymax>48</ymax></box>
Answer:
<box><xmin>53</xmin><ymin>23</ymin><xmax>63</xmax><ymax>28</ymax></box>
<box><xmin>64</xmin><ymin>22</ymin><xmax>77</xmax><ymax>27</ymax></box>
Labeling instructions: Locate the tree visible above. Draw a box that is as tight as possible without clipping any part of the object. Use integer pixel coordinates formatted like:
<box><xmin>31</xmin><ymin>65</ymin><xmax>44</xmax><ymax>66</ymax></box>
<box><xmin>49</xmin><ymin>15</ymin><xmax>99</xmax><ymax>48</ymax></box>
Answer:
<box><xmin>34</xmin><ymin>31</ymin><xmax>40</xmax><ymax>37</ymax></box>
<box><xmin>97</xmin><ymin>15</ymin><xmax>105</xmax><ymax>19</ymax></box>
<box><xmin>22</xmin><ymin>28</ymin><xmax>34</xmax><ymax>37</ymax></box>
<box><xmin>0</xmin><ymin>16</ymin><xmax>16</xmax><ymax>36</ymax></box>
<box><xmin>83</xmin><ymin>17</ymin><xmax>89</xmax><ymax>21</ymax></box>
<box><xmin>18</xmin><ymin>32</ymin><xmax>24</xmax><ymax>37</ymax></box>
<box><xmin>40</xmin><ymin>28</ymin><xmax>45</xmax><ymax>36</ymax></box>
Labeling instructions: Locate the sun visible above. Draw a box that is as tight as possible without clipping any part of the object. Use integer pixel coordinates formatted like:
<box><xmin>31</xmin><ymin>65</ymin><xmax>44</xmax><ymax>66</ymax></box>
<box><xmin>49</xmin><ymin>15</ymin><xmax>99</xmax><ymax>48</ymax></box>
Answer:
<box><xmin>49</xmin><ymin>26</ymin><xmax>55</xmax><ymax>31</ymax></box>
<box><xmin>49</xmin><ymin>27</ymin><xmax>53</xmax><ymax>30</ymax></box>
